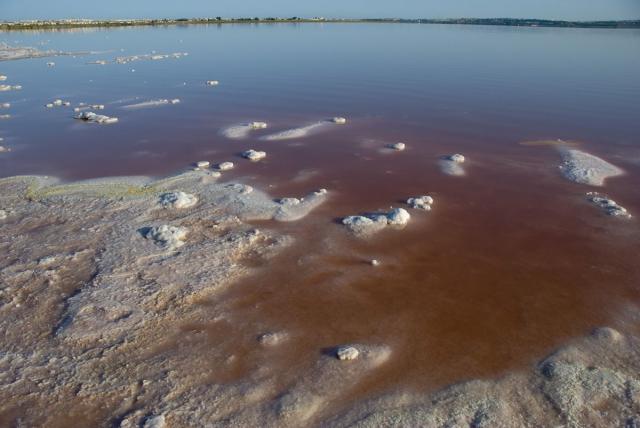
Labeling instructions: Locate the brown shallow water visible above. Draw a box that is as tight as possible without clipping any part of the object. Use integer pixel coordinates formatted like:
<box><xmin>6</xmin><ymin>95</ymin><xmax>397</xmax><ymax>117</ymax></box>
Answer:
<box><xmin>2</xmin><ymin>23</ymin><xmax>640</xmax><ymax>422</ymax></box>
<box><xmin>178</xmin><ymin>121</ymin><xmax>640</xmax><ymax>404</ymax></box>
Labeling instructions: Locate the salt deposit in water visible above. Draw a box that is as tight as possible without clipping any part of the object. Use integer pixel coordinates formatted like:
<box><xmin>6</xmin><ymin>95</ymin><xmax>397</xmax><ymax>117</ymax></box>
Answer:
<box><xmin>242</xmin><ymin>149</ymin><xmax>267</xmax><ymax>162</ymax></box>
<box><xmin>122</xmin><ymin>99</ymin><xmax>180</xmax><ymax>109</ymax></box>
<box><xmin>558</xmin><ymin>148</ymin><xmax>624</xmax><ymax>186</ymax></box>
<box><xmin>216</xmin><ymin>162</ymin><xmax>235</xmax><ymax>171</ymax></box>
<box><xmin>262</xmin><ymin>118</ymin><xmax>346</xmax><ymax>141</ymax></box>
<box><xmin>206</xmin><ymin>80</ymin><xmax>219</xmax><ymax>86</ymax></box>
<box><xmin>74</xmin><ymin>111</ymin><xmax>118</xmax><ymax>124</ymax></box>
<box><xmin>439</xmin><ymin>153</ymin><xmax>466</xmax><ymax>176</ymax></box>
<box><xmin>586</xmin><ymin>192</ymin><xmax>631</xmax><ymax>218</ymax></box>
<box><xmin>221</xmin><ymin>122</ymin><xmax>268</xmax><ymax>139</ymax></box>
<box><xmin>342</xmin><ymin>208</ymin><xmax>411</xmax><ymax>237</ymax></box>
<box><xmin>388</xmin><ymin>142</ymin><xmax>406</xmax><ymax>151</ymax></box>
<box><xmin>407</xmin><ymin>195</ymin><xmax>434</xmax><ymax>210</ymax></box>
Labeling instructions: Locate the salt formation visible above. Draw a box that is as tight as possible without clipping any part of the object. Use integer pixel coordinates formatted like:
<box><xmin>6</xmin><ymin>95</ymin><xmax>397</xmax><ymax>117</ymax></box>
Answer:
<box><xmin>558</xmin><ymin>148</ymin><xmax>623</xmax><ymax>186</ymax></box>
<box><xmin>221</xmin><ymin>121</ymin><xmax>268</xmax><ymax>139</ymax></box>
<box><xmin>1</xmin><ymin>102</ymin><xmax>10</xmax><ymax>108</ymax></box>
<box><xmin>0</xmin><ymin>75</ymin><xmax>6</xmax><ymax>81</ymax></box>
<box><xmin>242</xmin><ymin>149</ymin><xmax>267</xmax><ymax>162</ymax></box>
<box><xmin>160</xmin><ymin>192</ymin><xmax>198</xmax><ymax>209</ymax></box>
<box><xmin>87</xmin><ymin>60</ymin><xmax>107</xmax><ymax>65</ymax></box>
<box><xmin>74</xmin><ymin>103</ymin><xmax>105</xmax><ymax>112</ymax></box>
<box><xmin>342</xmin><ymin>208</ymin><xmax>411</xmax><ymax>237</ymax></box>
<box><xmin>257</xmin><ymin>331</ymin><xmax>288</xmax><ymax>346</ymax></box>
<box><xmin>216</xmin><ymin>162</ymin><xmax>235</xmax><ymax>171</ymax></box>
<box><xmin>332</xmin><ymin>117</ymin><xmax>347</xmax><ymax>124</ymax></box>
<box><xmin>0</xmin><ymin>84</ymin><xmax>22</xmax><ymax>91</ymax></box>
<box><xmin>388</xmin><ymin>142</ymin><xmax>406</xmax><ymax>151</ymax></box>
<box><xmin>195</xmin><ymin>161</ymin><xmax>210</xmax><ymax>168</ymax></box>
<box><xmin>46</xmin><ymin>61</ymin><xmax>55</xmax><ymax>67</ymax></box>
<box><xmin>74</xmin><ymin>111</ymin><xmax>118</xmax><ymax>124</ymax></box>
<box><xmin>273</xmin><ymin>189</ymin><xmax>329</xmax><ymax>221</ymax></box>
<box><xmin>262</xmin><ymin>119</ymin><xmax>343</xmax><ymax>141</ymax></box>
<box><xmin>370</xmin><ymin>259</ymin><xmax>380</xmax><ymax>266</ymax></box>
<box><xmin>336</xmin><ymin>346</ymin><xmax>360</xmax><ymax>361</ymax></box>
<box><xmin>115</xmin><ymin>52</ymin><xmax>187</xmax><ymax>64</ymax></box>
<box><xmin>586</xmin><ymin>193</ymin><xmax>631</xmax><ymax>218</ymax></box>
<box><xmin>407</xmin><ymin>195</ymin><xmax>434</xmax><ymax>210</ymax></box>
<box><xmin>45</xmin><ymin>99</ymin><xmax>71</xmax><ymax>108</ymax></box>
<box><xmin>144</xmin><ymin>225</ymin><xmax>188</xmax><ymax>250</ymax></box>
<box><xmin>439</xmin><ymin>153</ymin><xmax>466</xmax><ymax>176</ymax></box>
<box><xmin>327</xmin><ymin>328</ymin><xmax>640</xmax><ymax>428</ymax></box>
<box><xmin>0</xmin><ymin>114</ymin><xmax>10</xmax><ymax>120</ymax></box>
<box><xmin>0</xmin><ymin>145</ymin><xmax>9</xmax><ymax>153</ymax></box>
<box><xmin>122</xmin><ymin>99</ymin><xmax>180</xmax><ymax>109</ymax></box>
<box><xmin>0</xmin><ymin>209</ymin><xmax>7</xmax><ymax>220</ymax></box>
<box><xmin>206</xmin><ymin>80</ymin><xmax>219</xmax><ymax>86</ymax></box>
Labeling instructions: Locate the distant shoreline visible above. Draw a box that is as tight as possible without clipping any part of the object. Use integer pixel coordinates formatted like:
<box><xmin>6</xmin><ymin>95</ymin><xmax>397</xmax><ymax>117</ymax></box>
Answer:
<box><xmin>1</xmin><ymin>17</ymin><xmax>640</xmax><ymax>31</ymax></box>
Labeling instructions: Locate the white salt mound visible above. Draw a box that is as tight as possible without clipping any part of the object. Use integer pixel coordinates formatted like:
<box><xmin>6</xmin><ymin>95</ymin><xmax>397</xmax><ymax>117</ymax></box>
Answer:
<box><xmin>216</xmin><ymin>162</ymin><xmax>234</xmax><ymax>171</ymax></box>
<box><xmin>0</xmin><ymin>103</ymin><xmax>10</xmax><ymax>108</ymax></box>
<box><xmin>206</xmin><ymin>80</ymin><xmax>219</xmax><ymax>86</ymax></box>
<box><xmin>407</xmin><ymin>195</ymin><xmax>434</xmax><ymax>210</ymax></box>
<box><xmin>336</xmin><ymin>346</ymin><xmax>360</xmax><ymax>361</ymax></box>
<box><xmin>0</xmin><ymin>85</ymin><xmax>22</xmax><ymax>92</ymax></box>
<box><xmin>160</xmin><ymin>192</ymin><xmax>198</xmax><ymax>209</ymax></box>
<box><xmin>144</xmin><ymin>225</ymin><xmax>188</xmax><ymax>250</ymax></box>
<box><xmin>559</xmin><ymin>148</ymin><xmax>623</xmax><ymax>186</ymax></box>
<box><xmin>46</xmin><ymin>62</ymin><xmax>55</xmax><ymax>67</ymax></box>
<box><xmin>74</xmin><ymin>111</ymin><xmax>118</xmax><ymax>124</ymax></box>
<box><xmin>388</xmin><ymin>142</ymin><xmax>406</xmax><ymax>151</ymax></box>
<box><xmin>0</xmin><ymin>209</ymin><xmax>7</xmax><ymax>220</ymax></box>
<box><xmin>242</xmin><ymin>149</ymin><xmax>267</xmax><ymax>162</ymax></box>
<box><xmin>342</xmin><ymin>208</ymin><xmax>411</xmax><ymax>237</ymax></box>
<box><xmin>587</xmin><ymin>193</ymin><xmax>631</xmax><ymax>218</ymax></box>
<box><xmin>0</xmin><ymin>75</ymin><xmax>6</xmax><ymax>81</ymax></box>
<box><xmin>0</xmin><ymin>115</ymin><xmax>10</xmax><ymax>120</ymax></box>
<box><xmin>332</xmin><ymin>117</ymin><xmax>347</xmax><ymax>124</ymax></box>
<box><xmin>195</xmin><ymin>161</ymin><xmax>210</xmax><ymax>169</ymax></box>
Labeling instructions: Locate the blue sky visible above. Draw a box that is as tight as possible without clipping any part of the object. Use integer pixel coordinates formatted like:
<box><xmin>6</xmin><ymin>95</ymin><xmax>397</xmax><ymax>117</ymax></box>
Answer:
<box><xmin>1</xmin><ymin>0</ymin><xmax>639</xmax><ymax>21</ymax></box>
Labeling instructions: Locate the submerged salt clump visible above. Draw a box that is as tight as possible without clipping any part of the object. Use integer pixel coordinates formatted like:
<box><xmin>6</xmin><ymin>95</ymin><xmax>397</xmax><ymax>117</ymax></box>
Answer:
<box><xmin>0</xmin><ymin>75</ymin><xmax>6</xmax><ymax>81</ymax></box>
<box><xmin>262</xmin><ymin>118</ymin><xmax>346</xmax><ymax>141</ymax></box>
<box><xmin>242</xmin><ymin>149</ymin><xmax>267</xmax><ymax>162</ymax></box>
<box><xmin>0</xmin><ymin>103</ymin><xmax>10</xmax><ymax>109</ymax></box>
<box><xmin>160</xmin><ymin>192</ymin><xmax>198</xmax><ymax>209</ymax></box>
<box><xmin>439</xmin><ymin>154</ymin><xmax>466</xmax><ymax>176</ymax></box>
<box><xmin>87</xmin><ymin>60</ymin><xmax>108</xmax><ymax>65</ymax></box>
<box><xmin>222</xmin><ymin>122</ymin><xmax>268</xmax><ymax>139</ymax></box>
<box><xmin>342</xmin><ymin>208</ymin><xmax>411</xmax><ymax>237</ymax></box>
<box><xmin>0</xmin><ymin>114</ymin><xmax>10</xmax><ymax>120</ymax></box>
<box><xmin>46</xmin><ymin>62</ymin><xmax>55</xmax><ymax>67</ymax></box>
<box><xmin>407</xmin><ymin>195</ymin><xmax>434</xmax><ymax>210</ymax></box>
<box><xmin>74</xmin><ymin>111</ymin><xmax>118</xmax><ymax>124</ymax></box>
<box><xmin>144</xmin><ymin>225</ymin><xmax>188</xmax><ymax>250</ymax></box>
<box><xmin>206</xmin><ymin>80</ymin><xmax>219</xmax><ymax>86</ymax></box>
<box><xmin>587</xmin><ymin>193</ymin><xmax>631</xmax><ymax>218</ymax></box>
<box><xmin>558</xmin><ymin>148</ymin><xmax>623</xmax><ymax>186</ymax></box>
